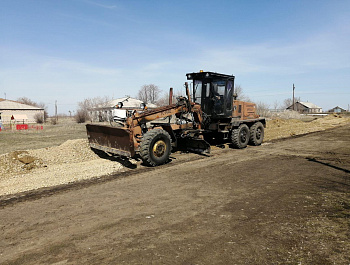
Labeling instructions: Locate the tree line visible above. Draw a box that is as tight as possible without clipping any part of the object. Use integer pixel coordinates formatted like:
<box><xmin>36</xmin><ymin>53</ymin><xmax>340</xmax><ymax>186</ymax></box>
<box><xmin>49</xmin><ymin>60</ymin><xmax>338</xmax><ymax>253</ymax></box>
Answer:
<box><xmin>17</xmin><ymin>85</ymin><xmax>299</xmax><ymax>124</ymax></box>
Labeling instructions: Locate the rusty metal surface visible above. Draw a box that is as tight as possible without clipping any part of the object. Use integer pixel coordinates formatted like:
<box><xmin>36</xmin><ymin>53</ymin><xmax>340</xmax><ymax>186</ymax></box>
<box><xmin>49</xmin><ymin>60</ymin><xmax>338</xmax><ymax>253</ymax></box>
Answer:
<box><xmin>86</xmin><ymin>124</ymin><xmax>135</xmax><ymax>157</ymax></box>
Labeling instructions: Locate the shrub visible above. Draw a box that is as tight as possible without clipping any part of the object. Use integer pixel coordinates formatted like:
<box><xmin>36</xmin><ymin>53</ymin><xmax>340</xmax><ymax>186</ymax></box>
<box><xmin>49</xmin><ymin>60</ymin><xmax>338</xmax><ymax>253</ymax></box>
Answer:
<box><xmin>50</xmin><ymin>118</ymin><xmax>58</xmax><ymax>125</ymax></box>
<box><xmin>34</xmin><ymin>113</ymin><xmax>45</xmax><ymax>124</ymax></box>
<box><xmin>75</xmin><ymin>110</ymin><xmax>89</xmax><ymax>123</ymax></box>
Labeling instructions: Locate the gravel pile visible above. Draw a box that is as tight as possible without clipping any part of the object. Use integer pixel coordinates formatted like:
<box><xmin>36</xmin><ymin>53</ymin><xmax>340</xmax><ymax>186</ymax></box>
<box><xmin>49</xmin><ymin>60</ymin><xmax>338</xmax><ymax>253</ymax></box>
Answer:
<box><xmin>0</xmin><ymin>151</ymin><xmax>44</xmax><ymax>177</ymax></box>
<box><xmin>0</xmin><ymin>139</ymin><xmax>125</xmax><ymax>196</ymax></box>
<box><xmin>0</xmin><ymin>139</ymin><xmax>98</xmax><ymax>177</ymax></box>
<box><xmin>29</xmin><ymin>139</ymin><xmax>100</xmax><ymax>165</ymax></box>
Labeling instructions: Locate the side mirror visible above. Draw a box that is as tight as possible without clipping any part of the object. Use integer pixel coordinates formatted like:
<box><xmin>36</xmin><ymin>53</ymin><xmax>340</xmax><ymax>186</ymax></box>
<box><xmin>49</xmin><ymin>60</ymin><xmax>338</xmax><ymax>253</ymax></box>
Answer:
<box><xmin>140</xmin><ymin>103</ymin><xmax>147</xmax><ymax>110</ymax></box>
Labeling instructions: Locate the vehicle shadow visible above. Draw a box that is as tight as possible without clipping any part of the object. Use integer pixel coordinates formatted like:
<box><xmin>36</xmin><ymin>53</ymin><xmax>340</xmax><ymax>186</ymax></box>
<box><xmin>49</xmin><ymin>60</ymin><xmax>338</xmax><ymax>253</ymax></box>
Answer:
<box><xmin>307</xmin><ymin>157</ymin><xmax>350</xmax><ymax>174</ymax></box>
<box><xmin>92</xmin><ymin>148</ymin><xmax>137</xmax><ymax>169</ymax></box>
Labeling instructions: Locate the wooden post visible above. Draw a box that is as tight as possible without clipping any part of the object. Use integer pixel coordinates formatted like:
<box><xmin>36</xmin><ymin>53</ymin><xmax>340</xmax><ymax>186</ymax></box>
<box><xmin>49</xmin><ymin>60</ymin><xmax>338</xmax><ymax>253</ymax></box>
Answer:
<box><xmin>55</xmin><ymin>100</ymin><xmax>58</xmax><ymax>122</ymax></box>
<box><xmin>292</xmin><ymin>84</ymin><xmax>295</xmax><ymax>111</ymax></box>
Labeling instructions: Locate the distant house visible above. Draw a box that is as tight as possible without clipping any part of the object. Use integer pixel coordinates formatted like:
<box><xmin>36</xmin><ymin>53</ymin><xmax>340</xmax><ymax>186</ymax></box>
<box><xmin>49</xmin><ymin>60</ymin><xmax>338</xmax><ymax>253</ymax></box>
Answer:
<box><xmin>286</xmin><ymin>101</ymin><xmax>323</xmax><ymax>113</ymax></box>
<box><xmin>0</xmin><ymin>98</ymin><xmax>44</xmax><ymax>123</ymax></box>
<box><xmin>328</xmin><ymin>106</ymin><xmax>346</xmax><ymax>113</ymax></box>
<box><xmin>89</xmin><ymin>97</ymin><xmax>158</xmax><ymax>122</ymax></box>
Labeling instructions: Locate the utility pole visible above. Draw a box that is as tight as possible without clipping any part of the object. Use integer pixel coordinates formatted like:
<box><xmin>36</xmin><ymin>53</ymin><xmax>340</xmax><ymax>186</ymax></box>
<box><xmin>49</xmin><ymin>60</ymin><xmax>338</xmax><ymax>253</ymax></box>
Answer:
<box><xmin>55</xmin><ymin>100</ymin><xmax>58</xmax><ymax>122</ymax></box>
<box><xmin>292</xmin><ymin>84</ymin><xmax>295</xmax><ymax>111</ymax></box>
<box><xmin>4</xmin><ymin>93</ymin><xmax>6</xmax><ymax>100</ymax></box>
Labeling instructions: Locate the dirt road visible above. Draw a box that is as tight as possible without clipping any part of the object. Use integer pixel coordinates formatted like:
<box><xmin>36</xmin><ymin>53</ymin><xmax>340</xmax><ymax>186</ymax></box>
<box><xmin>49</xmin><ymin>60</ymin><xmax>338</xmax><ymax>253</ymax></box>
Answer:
<box><xmin>1</xmin><ymin>125</ymin><xmax>349</xmax><ymax>264</ymax></box>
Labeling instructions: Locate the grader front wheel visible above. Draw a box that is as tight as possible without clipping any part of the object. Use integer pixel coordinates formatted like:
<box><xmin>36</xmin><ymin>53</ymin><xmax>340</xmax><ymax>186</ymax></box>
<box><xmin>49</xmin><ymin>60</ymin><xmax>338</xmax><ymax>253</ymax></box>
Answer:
<box><xmin>140</xmin><ymin>129</ymin><xmax>172</xmax><ymax>167</ymax></box>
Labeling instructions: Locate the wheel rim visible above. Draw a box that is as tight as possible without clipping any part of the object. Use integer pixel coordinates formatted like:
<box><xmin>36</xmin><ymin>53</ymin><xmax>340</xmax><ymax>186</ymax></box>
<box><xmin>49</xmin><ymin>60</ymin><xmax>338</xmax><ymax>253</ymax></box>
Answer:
<box><xmin>256</xmin><ymin>128</ymin><xmax>262</xmax><ymax>140</ymax></box>
<box><xmin>240</xmin><ymin>129</ymin><xmax>248</xmax><ymax>143</ymax></box>
<box><xmin>152</xmin><ymin>140</ymin><xmax>167</xmax><ymax>158</ymax></box>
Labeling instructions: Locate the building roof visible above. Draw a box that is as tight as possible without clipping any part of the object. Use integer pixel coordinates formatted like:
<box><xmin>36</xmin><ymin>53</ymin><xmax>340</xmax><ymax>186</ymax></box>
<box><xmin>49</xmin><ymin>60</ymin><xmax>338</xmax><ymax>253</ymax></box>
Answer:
<box><xmin>298</xmin><ymin>101</ymin><xmax>322</xmax><ymax>109</ymax></box>
<box><xmin>95</xmin><ymin>97</ymin><xmax>158</xmax><ymax>109</ymax></box>
<box><xmin>329</xmin><ymin>106</ymin><xmax>346</xmax><ymax>111</ymax></box>
<box><xmin>331</xmin><ymin>106</ymin><xmax>345</xmax><ymax>109</ymax></box>
<box><xmin>287</xmin><ymin>101</ymin><xmax>322</xmax><ymax>110</ymax></box>
<box><xmin>0</xmin><ymin>98</ymin><xmax>44</xmax><ymax>110</ymax></box>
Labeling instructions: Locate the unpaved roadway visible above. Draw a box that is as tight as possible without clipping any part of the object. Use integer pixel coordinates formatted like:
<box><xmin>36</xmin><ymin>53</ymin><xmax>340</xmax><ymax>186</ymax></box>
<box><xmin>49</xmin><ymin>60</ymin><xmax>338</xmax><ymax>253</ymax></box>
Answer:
<box><xmin>1</xmin><ymin>125</ymin><xmax>349</xmax><ymax>264</ymax></box>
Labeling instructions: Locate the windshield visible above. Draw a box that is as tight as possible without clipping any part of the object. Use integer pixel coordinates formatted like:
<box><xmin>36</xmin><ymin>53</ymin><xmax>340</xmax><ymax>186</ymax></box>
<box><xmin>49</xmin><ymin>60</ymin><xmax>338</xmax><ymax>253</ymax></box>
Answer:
<box><xmin>193</xmin><ymin>80</ymin><xmax>202</xmax><ymax>104</ymax></box>
<box><xmin>211</xmin><ymin>80</ymin><xmax>226</xmax><ymax>96</ymax></box>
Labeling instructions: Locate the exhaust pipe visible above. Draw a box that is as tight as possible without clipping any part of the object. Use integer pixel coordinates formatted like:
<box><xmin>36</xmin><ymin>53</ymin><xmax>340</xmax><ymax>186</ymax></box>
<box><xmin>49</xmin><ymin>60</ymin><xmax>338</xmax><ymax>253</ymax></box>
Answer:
<box><xmin>185</xmin><ymin>82</ymin><xmax>192</xmax><ymax>104</ymax></box>
<box><xmin>169</xmin><ymin>87</ymin><xmax>173</xmax><ymax>105</ymax></box>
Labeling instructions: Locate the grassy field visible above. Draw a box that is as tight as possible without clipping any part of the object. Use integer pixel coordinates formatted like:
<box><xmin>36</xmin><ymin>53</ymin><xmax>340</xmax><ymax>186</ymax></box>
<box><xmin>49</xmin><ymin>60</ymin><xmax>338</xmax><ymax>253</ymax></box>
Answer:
<box><xmin>1</xmin><ymin>115</ymin><xmax>349</xmax><ymax>155</ymax></box>
<box><xmin>0</xmin><ymin>119</ymin><xmax>88</xmax><ymax>155</ymax></box>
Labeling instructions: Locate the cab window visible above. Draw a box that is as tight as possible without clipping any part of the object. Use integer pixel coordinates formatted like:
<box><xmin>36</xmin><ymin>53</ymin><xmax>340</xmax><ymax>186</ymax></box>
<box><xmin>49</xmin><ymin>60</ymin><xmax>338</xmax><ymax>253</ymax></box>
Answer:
<box><xmin>193</xmin><ymin>80</ymin><xmax>202</xmax><ymax>104</ymax></box>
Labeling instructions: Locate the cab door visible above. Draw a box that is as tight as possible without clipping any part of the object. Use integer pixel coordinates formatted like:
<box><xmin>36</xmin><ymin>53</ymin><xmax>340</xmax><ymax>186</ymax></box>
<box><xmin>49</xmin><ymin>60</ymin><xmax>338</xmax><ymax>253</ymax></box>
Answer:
<box><xmin>224</xmin><ymin>79</ymin><xmax>234</xmax><ymax>117</ymax></box>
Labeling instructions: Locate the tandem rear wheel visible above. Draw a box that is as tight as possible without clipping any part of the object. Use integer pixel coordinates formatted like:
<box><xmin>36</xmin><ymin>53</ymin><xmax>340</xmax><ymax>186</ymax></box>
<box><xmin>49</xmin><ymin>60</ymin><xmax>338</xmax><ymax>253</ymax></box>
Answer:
<box><xmin>231</xmin><ymin>122</ymin><xmax>264</xmax><ymax>149</ymax></box>
<box><xmin>249</xmin><ymin>122</ymin><xmax>264</xmax><ymax>146</ymax></box>
<box><xmin>231</xmin><ymin>124</ymin><xmax>250</xmax><ymax>149</ymax></box>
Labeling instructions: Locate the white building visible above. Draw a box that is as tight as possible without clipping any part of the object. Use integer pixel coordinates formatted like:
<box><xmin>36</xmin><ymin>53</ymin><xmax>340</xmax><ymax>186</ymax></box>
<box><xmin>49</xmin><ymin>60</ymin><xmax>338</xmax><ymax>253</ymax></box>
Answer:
<box><xmin>89</xmin><ymin>97</ymin><xmax>157</xmax><ymax>122</ymax></box>
<box><xmin>287</xmin><ymin>101</ymin><xmax>323</xmax><ymax>113</ymax></box>
<box><xmin>0</xmin><ymin>98</ymin><xmax>44</xmax><ymax>124</ymax></box>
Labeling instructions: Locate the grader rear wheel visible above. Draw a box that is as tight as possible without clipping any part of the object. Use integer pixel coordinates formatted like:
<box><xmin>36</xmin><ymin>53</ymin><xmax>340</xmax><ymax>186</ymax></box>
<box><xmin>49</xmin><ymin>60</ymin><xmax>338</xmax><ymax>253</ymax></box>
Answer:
<box><xmin>249</xmin><ymin>122</ymin><xmax>264</xmax><ymax>146</ymax></box>
<box><xmin>140</xmin><ymin>129</ymin><xmax>172</xmax><ymax>167</ymax></box>
<box><xmin>231</xmin><ymin>124</ymin><xmax>250</xmax><ymax>149</ymax></box>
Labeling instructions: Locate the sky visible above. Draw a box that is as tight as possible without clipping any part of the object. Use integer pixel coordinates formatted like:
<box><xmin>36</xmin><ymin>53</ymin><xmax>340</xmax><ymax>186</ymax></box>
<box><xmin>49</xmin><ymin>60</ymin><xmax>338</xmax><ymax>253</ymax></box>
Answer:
<box><xmin>1</xmin><ymin>0</ymin><xmax>350</xmax><ymax>115</ymax></box>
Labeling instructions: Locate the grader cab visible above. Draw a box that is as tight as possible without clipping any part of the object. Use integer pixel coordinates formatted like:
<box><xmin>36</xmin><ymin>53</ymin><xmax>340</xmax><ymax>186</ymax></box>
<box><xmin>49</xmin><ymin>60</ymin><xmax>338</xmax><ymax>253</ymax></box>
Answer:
<box><xmin>187</xmin><ymin>71</ymin><xmax>265</xmax><ymax>148</ymax></box>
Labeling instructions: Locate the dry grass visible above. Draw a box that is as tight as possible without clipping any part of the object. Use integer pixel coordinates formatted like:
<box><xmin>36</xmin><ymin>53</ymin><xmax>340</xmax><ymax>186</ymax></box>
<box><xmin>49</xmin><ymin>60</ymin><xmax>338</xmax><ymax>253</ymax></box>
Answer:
<box><xmin>0</xmin><ymin>118</ymin><xmax>88</xmax><ymax>155</ymax></box>
<box><xmin>265</xmin><ymin>114</ymin><xmax>350</xmax><ymax>141</ymax></box>
<box><xmin>1</xmin><ymin>115</ymin><xmax>349</xmax><ymax>156</ymax></box>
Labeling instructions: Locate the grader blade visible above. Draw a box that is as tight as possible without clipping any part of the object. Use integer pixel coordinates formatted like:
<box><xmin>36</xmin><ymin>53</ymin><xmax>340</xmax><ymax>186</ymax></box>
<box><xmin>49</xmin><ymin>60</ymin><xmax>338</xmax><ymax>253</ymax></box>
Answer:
<box><xmin>86</xmin><ymin>124</ymin><xmax>135</xmax><ymax>157</ymax></box>
<box><xmin>177</xmin><ymin>138</ymin><xmax>211</xmax><ymax>154</ymax></box>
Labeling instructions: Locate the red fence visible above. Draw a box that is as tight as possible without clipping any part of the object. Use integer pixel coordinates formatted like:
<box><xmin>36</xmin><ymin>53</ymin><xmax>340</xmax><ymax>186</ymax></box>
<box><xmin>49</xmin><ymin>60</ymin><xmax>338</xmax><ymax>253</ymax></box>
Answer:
<box><xmin>16</xmin><ymin>124</ymin><xmax>29</xmax><ymax>130</ymax></box>
<box><xmin>0</xmin><ymin>124</ymin><xmax>43</xmax><ymax>131</ymax></box>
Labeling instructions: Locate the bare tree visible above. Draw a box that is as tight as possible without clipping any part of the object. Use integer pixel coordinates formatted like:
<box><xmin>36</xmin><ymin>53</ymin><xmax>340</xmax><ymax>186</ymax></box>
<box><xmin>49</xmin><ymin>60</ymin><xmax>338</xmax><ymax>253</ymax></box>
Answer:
<box><xmin>77</xmin><ymin>96</ymin><xmax>111</xmax><ymax>111</ymax></box>
<box><xmin>283</xmin><ymin>97</ymin><xmax>301</xmax><ymax>109</ymax></box>
<box><xmin>235</xmin><ymin>85</ymin><xmax>251</xmax><ymax>102</ymax></box>
<box><xmin>17</xmin><ymin>97</ymin><xmax>48</xmax><ymax>122</ymax></box>
<box><xmin>76</xmin><ymin>96</ymin><xmax>111</xmax><ymax>123</ymax></box>
<box><xmin>156</xmin><ymin>89</ymin><xmax>183</xmax><ymax>106</ymax></box>
<box><xmin>273</xmin><ymin>100</ymin><xmax>280</xmax><ymax>110</ymax></box>
<box><xmin>155</xmin><ymin>93</ymin><xmax>168</xmax><ymax>107</ymax></box>
<box><xmin>137</xmin><ymin>84</ymin><xmax>161</xmax><ymax>104</ymax></box>
<box><xmin>255</xmin><ymin>101</ymin><xmax>270</xmax><ymax>117</ymax></box>
<box><xmin>17</xmin><ymin>97</ymin><xmax>37</xmax><ymax>106</ymax></box>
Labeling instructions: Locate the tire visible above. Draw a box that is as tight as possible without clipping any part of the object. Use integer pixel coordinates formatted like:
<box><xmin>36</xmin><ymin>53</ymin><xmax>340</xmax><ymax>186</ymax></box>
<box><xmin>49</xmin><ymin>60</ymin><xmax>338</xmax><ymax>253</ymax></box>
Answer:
<box><xmin>140</xmin><ymin>129</ymin><xmax>172</xmax><ymax>166</ymax></box>
<box><xmin>231</xmin><ymin>124</ymin><xmax>250</xmax><ymax>149</ymax></box>
<box><xmin>249</xmin><ymin>122</ymin><xmax>264</xmax><ymax>146</ymax></box>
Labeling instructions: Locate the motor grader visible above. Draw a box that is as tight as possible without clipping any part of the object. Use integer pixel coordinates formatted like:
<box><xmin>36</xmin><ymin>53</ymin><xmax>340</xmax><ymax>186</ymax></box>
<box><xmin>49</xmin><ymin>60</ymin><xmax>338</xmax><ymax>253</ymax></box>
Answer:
<box><xmin>86</xmin><ymin>71</ymin><xmax>265</xmax><ymax>166</ymax></box>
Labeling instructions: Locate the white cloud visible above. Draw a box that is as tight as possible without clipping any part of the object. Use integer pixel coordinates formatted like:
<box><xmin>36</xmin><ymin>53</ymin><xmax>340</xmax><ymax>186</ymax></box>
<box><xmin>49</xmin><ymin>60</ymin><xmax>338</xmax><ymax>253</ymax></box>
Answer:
<box><xmin>174</xmin><ymin>15</ymin><xmax>349</xmax><ymax>78</ymax></box>
<box><xmin>81</xmin><ymin>0</ymin><xmax>118</xmax><ymax>10</ymax></box>
<box><xmin>41</xmin><ymin>57</ymin><xmax>121</xmax><ymax>76</ymax></box>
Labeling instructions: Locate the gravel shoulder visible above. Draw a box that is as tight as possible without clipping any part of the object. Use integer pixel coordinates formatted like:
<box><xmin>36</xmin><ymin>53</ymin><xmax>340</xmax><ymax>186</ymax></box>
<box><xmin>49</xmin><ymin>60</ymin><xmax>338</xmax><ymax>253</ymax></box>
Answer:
<box><xmin>0</xmin><ymin>115</ymin><xmax>349</xmax><ymax>196</ymax></box>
